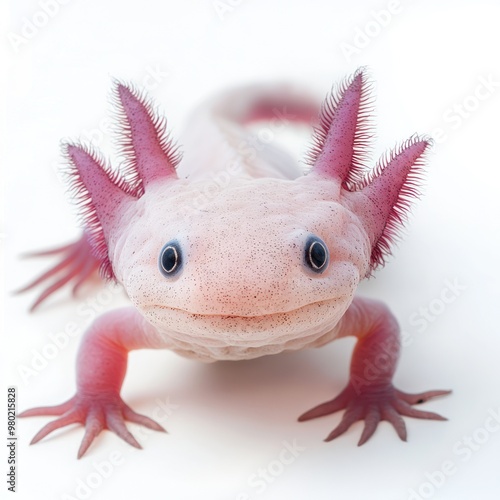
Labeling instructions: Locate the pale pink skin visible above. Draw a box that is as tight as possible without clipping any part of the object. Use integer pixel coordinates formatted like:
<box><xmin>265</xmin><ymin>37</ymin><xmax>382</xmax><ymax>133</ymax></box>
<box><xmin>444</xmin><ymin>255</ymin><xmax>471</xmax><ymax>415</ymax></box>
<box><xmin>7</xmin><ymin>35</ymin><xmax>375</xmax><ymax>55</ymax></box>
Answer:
<box><xmin>19</xmin><ymin>70</ymin><xmax>450</xmax><ymax>458</ymax></box>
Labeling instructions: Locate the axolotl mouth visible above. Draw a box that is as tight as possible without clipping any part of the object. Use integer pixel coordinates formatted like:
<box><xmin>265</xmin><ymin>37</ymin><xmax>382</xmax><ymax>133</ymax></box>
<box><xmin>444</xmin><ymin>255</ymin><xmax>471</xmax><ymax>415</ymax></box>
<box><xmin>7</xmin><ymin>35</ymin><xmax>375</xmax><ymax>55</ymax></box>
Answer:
<box><xmin>142</xmin><ymin>297</ymin><xmax>348</xmax><ymax>357</ymax></box>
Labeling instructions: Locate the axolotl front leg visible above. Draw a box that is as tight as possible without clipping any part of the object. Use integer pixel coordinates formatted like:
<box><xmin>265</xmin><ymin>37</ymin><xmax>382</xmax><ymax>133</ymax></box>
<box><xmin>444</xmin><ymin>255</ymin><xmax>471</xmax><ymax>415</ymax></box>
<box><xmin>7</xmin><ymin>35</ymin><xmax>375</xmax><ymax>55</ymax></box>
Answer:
<box><xmin>20</xmin><ymin>299</ymin><xmax>449</xmax><ymax>456</ymax></box>
<box><xmin>292</xmin><ymin>72</ymin><xmax>451</xmax><ymax>442</ymax></box>
<box><xmin>19</xmin><ymin>308</ymin><xmax>167</xmax><ymax>458</ymax></box>
<box><xmin>299</xmin><ymin>298</ymin><xmax>450</xmax><ymax>444</ymax></box>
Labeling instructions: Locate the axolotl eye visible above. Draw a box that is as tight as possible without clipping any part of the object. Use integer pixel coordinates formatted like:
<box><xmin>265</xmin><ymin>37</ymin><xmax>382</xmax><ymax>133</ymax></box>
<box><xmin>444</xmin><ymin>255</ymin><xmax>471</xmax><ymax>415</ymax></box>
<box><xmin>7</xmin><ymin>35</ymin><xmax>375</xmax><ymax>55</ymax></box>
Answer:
<box><xmin>305</xmin><ymin>236</ymin><xmax>329</xmax><ymax>273</ymax></box>
<box><xmin>159</xmin><ymin>241</ymin><xmax>182</xmax><ymax>276</ymax></box>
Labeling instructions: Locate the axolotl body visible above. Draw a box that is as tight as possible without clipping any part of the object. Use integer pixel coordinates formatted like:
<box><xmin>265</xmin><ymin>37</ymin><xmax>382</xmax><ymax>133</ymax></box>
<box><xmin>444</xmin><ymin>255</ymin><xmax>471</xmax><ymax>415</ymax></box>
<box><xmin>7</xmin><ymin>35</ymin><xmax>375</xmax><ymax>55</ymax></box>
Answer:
<box><xmin>20</xmin><ymin>69</ymin><xmax>449</xmax><ymax>458</ymax></box>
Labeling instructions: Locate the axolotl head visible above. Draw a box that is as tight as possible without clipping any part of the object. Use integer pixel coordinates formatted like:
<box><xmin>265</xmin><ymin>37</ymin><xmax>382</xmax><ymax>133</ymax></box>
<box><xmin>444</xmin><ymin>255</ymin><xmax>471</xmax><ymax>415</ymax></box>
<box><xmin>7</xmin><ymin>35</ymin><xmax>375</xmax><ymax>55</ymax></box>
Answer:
<box><xmin>63</xmin><ymin>70</ymin><xmax>430</xmax><ymax>358</ymax></box>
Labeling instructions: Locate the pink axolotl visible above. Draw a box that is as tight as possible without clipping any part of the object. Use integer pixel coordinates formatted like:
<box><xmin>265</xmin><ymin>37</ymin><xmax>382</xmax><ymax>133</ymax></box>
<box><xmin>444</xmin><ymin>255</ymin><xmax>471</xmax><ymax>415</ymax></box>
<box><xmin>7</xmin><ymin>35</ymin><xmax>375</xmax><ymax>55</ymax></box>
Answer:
<box><xmin>19</xmin><ymin>69</ymin><xmax>450</xmax><ymax>458</ymax></box>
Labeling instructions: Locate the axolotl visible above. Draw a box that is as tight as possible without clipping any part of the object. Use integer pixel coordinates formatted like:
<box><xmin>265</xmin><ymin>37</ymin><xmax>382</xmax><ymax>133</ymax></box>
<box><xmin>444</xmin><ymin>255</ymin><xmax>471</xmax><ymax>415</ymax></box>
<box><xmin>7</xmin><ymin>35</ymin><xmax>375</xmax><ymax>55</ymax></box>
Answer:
<box><xmin>19</xmin><ymin>69</ymin><xmax>450</xmax><ymax>458</ymax></box>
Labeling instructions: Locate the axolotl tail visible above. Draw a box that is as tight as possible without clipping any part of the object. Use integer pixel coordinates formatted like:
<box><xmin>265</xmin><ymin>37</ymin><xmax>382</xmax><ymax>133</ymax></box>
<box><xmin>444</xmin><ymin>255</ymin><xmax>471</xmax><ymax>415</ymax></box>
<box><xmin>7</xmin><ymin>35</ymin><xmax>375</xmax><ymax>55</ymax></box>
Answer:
<box><xmin>177</xmin><ymin>83</ymin><xmax>321</xmax><ymax>180</ymax></box>
<box><xmin>208</xmin><ymin>82</ymin><xmax>320</xmax><ymax>126</ymax></box>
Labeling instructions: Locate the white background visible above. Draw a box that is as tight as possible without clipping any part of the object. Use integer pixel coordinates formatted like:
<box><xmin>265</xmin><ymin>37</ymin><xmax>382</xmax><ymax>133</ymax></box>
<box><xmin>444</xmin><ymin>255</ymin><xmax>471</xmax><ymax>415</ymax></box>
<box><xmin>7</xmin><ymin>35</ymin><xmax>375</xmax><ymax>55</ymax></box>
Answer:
<box><xmin>2</xmin><ymin>0</ymin><xmax>500</xmax><ymax>499</ymax></box>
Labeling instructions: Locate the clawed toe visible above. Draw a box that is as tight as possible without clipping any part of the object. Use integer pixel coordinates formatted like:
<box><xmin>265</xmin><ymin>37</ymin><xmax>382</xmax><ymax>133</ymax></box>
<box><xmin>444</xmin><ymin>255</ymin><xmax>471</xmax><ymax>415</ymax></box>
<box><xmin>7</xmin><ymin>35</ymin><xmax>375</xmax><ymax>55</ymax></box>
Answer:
<box><xmin>122</xmin><ymin>406</ymin><xmax>167</xmax><ymax>432</ymax></box>
<box><xmin>324</xmin><ymin>405</ymin><xmax>364</xmax><ymax>442</ymax></box>
<box><xmin>381</xmin><ymin>406</ymin><xmax>407</xmax><ymax>441</ymax></box>
<box><xmin>394</xmin><ymin>400</ymin><xmax>447</xmax><ymax>421</ymax></box>
<box><xmin>21</xmin><ymin>394</ymin><xmax>166</xmax><ymax>458</ymax></box>
<box><xmin>357</xmin><ymin>406</ymin><xmax>381</xmax><ymax>446</ymax></box>
<box><xmin>299</xmin><ymin>383</ymin><xmax>450</xmax><ymax>445</ymax></box>
<box><xmin>30</xmin><ymin>410</ymin><xmax>83</xmax><ymax>444</ymax></box>
<box><xmin>298</xmin><ymin>389</ymin><xmax>350</xmax><ymax>422</ymax></box>
<box><xmin>395</xmin><ymin>389</ymin><xmax>451</xmax><ymax>405</ymax></box>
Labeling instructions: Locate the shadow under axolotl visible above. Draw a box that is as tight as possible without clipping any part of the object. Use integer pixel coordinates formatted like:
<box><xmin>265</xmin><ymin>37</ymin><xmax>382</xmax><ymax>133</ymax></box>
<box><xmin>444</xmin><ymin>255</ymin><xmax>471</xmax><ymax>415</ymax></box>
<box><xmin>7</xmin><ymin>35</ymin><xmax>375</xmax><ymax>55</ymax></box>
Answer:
<box><xmin>126</xmin><ymin>339</ymin><xmax>356</xmax><ymax>441</ymax></box>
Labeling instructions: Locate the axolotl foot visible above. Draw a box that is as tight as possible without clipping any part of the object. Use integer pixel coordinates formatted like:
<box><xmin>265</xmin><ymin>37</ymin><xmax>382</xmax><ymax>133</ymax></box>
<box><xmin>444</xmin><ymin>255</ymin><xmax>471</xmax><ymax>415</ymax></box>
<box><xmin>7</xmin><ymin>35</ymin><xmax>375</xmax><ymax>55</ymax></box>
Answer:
<box><xmin>299</xmin><ymin>383</ymin><xmax>451</xmax><ymax>445</ymax></box>
<box><xmin>19</xmin><ymin>393</ymin><xmax>166</xmax><ymax>459</ymax></box>
<box><xmin>298</xmin><ymin>298</ymin><xmax>451</xmax><ymax>445</ymax></box>
<box><xmin>16</xmin><ymin>231</ymin><xmax>101</xmax><ymax>311</ymax></box>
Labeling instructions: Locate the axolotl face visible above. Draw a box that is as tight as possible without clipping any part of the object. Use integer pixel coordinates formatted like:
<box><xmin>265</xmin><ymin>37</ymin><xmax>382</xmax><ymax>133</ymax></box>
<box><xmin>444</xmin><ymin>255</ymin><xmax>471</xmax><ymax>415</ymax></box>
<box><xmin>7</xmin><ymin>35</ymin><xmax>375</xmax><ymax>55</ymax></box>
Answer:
<box><xmin>64</xmin><ymin>72</ymin><xmax>429</xmax><ymax>359</ymax></box>
<box><xmin>111</xmin><ymin>175</ymin><xmax>372</xmax><ymax>358</ymax></box>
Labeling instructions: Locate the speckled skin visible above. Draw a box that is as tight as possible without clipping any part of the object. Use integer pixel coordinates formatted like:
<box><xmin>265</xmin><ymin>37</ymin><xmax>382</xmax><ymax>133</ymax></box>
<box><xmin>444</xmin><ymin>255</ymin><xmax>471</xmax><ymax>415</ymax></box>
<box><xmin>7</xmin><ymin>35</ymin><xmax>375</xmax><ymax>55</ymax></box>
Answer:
<box><xmin>20</xmin><ymin>70</ymin><xmax>450</xmax><ymax>457</ymax></box>
<box><xmin>114</xmin><ymin>177</ymin><xmax>369</xmax><ymax>361</ymax></box>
